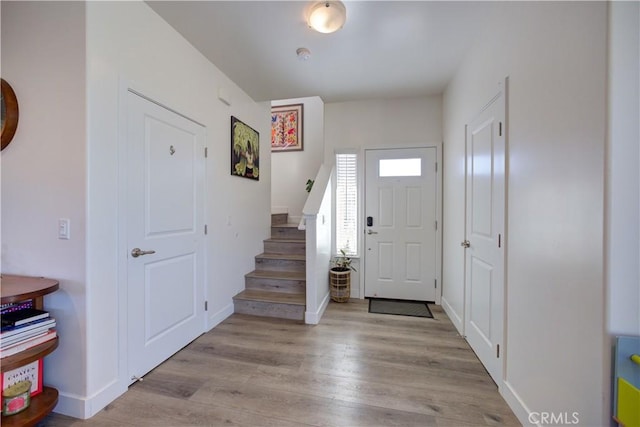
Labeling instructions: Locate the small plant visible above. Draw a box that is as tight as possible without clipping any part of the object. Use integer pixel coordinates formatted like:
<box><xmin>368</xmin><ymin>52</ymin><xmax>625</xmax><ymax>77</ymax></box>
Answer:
<box><xmin>331</xmin><ymin>249</ymin><xmax>357</xmax><ymax>272</ymax></box>
<box><xmin>305</xmin><ymin>179</ymin><xmax>315</xmax><ymax>193</ymax></box>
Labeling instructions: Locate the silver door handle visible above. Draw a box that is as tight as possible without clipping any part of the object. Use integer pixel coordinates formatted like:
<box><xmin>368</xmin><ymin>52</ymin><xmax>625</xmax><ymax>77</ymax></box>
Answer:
<box><xmin>131</xmin><ymin>247</ymin><xmax>156</xmax><ymax>258</ymax></box>
<box><xmin>461</xmin><ymin>240</ymin><xmax>470</xmax><ymax>248</ymax></box>
<box><xmin>367</xmin><ymin>230</ymin><xmax>378</xmax><ymax>235</ymax></box>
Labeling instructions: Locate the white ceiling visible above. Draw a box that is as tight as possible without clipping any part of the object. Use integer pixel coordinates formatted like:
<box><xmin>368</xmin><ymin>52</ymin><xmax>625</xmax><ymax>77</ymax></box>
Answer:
<box><xmin>147</xmin><ymin>1</ymin><xmax>495</xmax><ymax>103</ymax></box>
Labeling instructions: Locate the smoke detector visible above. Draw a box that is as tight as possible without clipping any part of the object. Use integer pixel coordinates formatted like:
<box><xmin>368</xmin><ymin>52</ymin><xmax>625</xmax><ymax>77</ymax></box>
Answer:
<box><xmin>296</xmin><ymin>47</ymin><xmax>311</xmax><ymax>61</ymax></box>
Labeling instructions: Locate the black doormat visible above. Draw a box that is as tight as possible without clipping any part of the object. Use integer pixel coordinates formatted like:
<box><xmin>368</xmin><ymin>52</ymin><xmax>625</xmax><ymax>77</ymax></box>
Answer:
<box><xmin>368</xmin><ymin>298</ymin><xmax>433</xmax><ymax>318</ymax></box>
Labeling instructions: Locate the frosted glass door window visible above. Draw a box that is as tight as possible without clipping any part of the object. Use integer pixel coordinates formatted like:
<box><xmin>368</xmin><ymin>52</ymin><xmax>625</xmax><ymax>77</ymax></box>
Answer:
<box><xmin>379</xmin><ymin>158</ymin><xmax>421</xmax><ymax>177</ymax></box>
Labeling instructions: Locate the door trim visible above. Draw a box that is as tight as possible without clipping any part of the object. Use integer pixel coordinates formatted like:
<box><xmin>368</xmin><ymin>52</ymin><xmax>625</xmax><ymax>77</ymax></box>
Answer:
<box><xmin>116</xmin><ymin>79</ymin><xmax>207</xmax><ymax>389</ymax></box>
<box><xmin>362</xmin><ymin>144</ymin><xmax>442</xmax><ymax>305</ymax></box>
<box><xmin>462</xmin><ymin>77</ymin><xmax>508</xmax><ymax>386</ymax></box>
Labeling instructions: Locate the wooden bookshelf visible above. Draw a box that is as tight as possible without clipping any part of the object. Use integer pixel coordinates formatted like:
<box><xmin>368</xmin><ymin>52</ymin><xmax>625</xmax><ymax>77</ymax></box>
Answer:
<box><xmin>1</xmin><ymin>274</ymin><xmax>60</xmax><ymax>426</ymax></box>
<box><xmin>0</xmin><ymin>387</ymin><xmax>58</xmax><ymax>427</ymax></box>
<box><xmin>0</xmin><ymin>275</ymin><xmax>59</xmax><ymax>309</ymax></box>
<box><xmin>1</xmin><ymin>338</ymin><xmax>59</xmax><ymax>373</ymax></box>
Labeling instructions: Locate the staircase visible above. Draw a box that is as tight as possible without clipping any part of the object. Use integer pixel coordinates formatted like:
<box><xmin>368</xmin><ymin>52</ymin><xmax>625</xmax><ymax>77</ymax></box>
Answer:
<box><xmin>233</xmin><ymin>213</ymin><xmax>306</xmax><ymax>322</ymax></box>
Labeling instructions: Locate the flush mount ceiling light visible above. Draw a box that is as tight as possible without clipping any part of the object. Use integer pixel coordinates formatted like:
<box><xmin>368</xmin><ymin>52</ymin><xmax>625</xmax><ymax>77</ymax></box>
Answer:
<box><xmin>307</xmin><ymin>1</ymin><xmax>346</xmax><ymax>34</ymax></box>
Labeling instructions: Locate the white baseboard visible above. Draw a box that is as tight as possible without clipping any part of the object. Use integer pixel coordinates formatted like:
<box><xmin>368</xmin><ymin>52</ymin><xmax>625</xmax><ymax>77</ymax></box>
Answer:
<box><xmin>305</xmin><ymin>291</ymin><xmax>330</xmax><ymax>325</ymax></box>
<box><xmin>502</xmin><ymin>379</ymin><xmax>534</xmax><ymax>426</ymax></box>
<box><xmin>53</xmin><ymin>391</ymin><xmax>87</xmax><ymax>419</ymax></box>
<box><xmin>207</xmin><ymin>302</ymin><xmax>234</xmax><ymax>331</ymax></box>
<box><xmin>54</xmin><ymin>378</ymin><xmax>126</xmax><ymax>419</ymax></box>
<box><xmin>441</xmin><ymin>296</ymin><xmax>464</xmax><ymax>335</ymax></box>
<box><xmin>350</xmin><ymin>286</ymin><xmax>360</xmax><ymax>299</ymax></box>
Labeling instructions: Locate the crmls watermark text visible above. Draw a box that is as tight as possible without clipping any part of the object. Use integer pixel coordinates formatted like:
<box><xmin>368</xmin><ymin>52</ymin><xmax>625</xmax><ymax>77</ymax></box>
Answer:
<box><xmin>528</xmin><ymin>412</ymin><xmax>580</xmax><ymax>425</ymax></box>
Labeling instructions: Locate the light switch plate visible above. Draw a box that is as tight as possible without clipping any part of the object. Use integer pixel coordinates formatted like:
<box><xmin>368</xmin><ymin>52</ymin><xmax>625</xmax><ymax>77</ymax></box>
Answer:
<box><xmin>58</xmin><ymin>218</ymin><xmax>70</xmax><ymax>240</ymax></box>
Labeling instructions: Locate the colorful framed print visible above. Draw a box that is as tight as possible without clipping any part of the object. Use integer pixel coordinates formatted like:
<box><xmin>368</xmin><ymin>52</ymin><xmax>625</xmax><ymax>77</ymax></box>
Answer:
<box><xmin>231</xmin><ymin>116</ymin><xmax>259</xmax><ymax>180</ymax></box>
<box><xmin>271</xmin><ymin>103</ymin><xmax>303</xmax><ymax>152</ymax></box>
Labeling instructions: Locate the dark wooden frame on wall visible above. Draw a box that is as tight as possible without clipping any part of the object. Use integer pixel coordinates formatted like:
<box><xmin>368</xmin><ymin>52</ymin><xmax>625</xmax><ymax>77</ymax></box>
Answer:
<box><xmin>1</xmin><ymin>78</ymin><xmax>19</xmax><ymax>151</ymax></box>
<box><xmin>230</xmin><ymin>116</ymin><xmax>260</xmax><ymax>181</ymax></box>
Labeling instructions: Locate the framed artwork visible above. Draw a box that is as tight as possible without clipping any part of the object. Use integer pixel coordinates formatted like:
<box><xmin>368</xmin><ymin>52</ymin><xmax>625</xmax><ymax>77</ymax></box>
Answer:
<box><xmin>231</xmin><ymin>116</ymin><xmax>259</xmax><ymax>180</ymax></box>
<box><xmin>271</xmin><ymin>103</ymin><xmax>303</xmax><ymax>152</ymax></box>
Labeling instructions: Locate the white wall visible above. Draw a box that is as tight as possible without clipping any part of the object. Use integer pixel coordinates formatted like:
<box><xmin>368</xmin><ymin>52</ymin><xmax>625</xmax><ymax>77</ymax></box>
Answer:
<box><xmin>271</xmin><ymin>97</ymin><xmax>324</xmax><ymax>222</ymax></box>
<box><xmin>606</xmin><ymin>2</ymin><xmax>640</xmax><ymax>423</ymax></box>
<box><xmin>83</xmin><ymin>1</ymin><xmax>270</xmax><ymax>418</ymax></box>
<box><xmin>1</xmin><ymin>0</ymin><xmax>88</xmax><ymax>402</ymax></box>
<box><xmin>607</xmin><ymin>1</ymin><xmax>640</xmax><ymax>338</ymax></box>
<box><xmin>442</xmin><ymin>2</ymin><xmax>607</xmax><ymax>425</ymax></box>
<box><xmin>324</xmin><ymin>96</ymin><xmax>442</xmax><ymax>298</ymax></box>
<box><xmin>324</xmin><ymin>96</ymin><xmax>442</xmax><ymax>165</ymax></box>
<box><xmin>2</xmin><ymin>1</ymin><xmax>270</xmax><ymax>419</ymax></box>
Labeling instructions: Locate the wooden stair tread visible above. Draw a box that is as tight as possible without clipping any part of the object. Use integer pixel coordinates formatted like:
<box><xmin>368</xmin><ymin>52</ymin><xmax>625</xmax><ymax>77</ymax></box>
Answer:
<box><xmin>246</xmin><ymin>270</ymin><xmax>306</xmax><ymax>280</ymax></box>
<box><xmin>237</xmin><ymin>212</ymin><xmax>306</xmax><ymax>321</ymax></box>
<box><xmin>271</xmin><ymin>223</ymin><xmax>301</xmax><ymax>229</ymax></box>
<box><xmin>264</xmin><ymin>238</ymin><xmax>305</xmax><ymax>243</ymax></box>
<box><xmin>233</xmin><ymin>290</ymin><xmax>305</xmax><ymax>305</ymax></box>
<box><xmin>256</xmin><ymin>253</ymin><xmax>305</xmax><ymax>261</ymax></box>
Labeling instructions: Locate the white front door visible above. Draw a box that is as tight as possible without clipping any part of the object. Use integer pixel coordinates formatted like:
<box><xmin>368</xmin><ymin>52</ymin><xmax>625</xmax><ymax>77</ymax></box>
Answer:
<box><xmin>463</xmin><ymin>83</ymin><xmax>506</xmax><ymax>385</ymax></box>
<box><xmin>127</xmin><ymin>91</ymin><xmax>206</xmax><ymax>382</ymax></box>
<box><xmin>364</xmin><ymin>148</ymin><xmax>437</xmax><ymax>301</ymax></box>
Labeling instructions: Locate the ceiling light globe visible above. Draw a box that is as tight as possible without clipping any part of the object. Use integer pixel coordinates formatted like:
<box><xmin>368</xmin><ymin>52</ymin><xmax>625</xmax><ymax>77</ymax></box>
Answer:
<box><xmin>308</xmin><ymin>1</ymin><xmax>346</xmax><ymax>34</ymax></box>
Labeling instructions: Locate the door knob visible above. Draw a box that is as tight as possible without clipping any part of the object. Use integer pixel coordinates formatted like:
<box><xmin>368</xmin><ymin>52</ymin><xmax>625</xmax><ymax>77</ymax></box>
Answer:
<box><xmin>367</xmin><ymin>230</ymin><xmax>378</xmax><ymax>235</ymax></box>
<box><xmin>461</xmin><ymin>240</ymin><xmax>470</xmax><ymax>248</ymax></box>
<box><xmin>131</xmin><ymin>248</ymin><xmax>156</xmax><ymax>258</ymax></box>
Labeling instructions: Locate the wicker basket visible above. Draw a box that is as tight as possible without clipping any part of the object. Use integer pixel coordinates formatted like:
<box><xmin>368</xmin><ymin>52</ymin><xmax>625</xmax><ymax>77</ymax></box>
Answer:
<box><xmin>329</xmin><ymin>269</ymin><xmax>351</xmax><ymax>302</ymax></box>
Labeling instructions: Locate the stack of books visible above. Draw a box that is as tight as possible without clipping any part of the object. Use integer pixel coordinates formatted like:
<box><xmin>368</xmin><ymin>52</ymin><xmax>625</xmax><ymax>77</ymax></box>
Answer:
<box><xmin>1</xmin><ymin>303</ymin><xmax>57</xmax><ymax>358</ymax></box>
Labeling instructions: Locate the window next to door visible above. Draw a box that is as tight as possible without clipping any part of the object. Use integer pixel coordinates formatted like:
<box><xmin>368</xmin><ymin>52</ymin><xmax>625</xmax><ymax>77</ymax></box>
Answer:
<box><xmin>335</xmin><ymin>152</ymin><xmax>359</xmax><ymax>256</ymax></box>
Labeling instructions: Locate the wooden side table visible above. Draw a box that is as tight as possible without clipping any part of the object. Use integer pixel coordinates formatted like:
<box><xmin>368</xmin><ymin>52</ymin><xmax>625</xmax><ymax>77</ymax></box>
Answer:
<box><xmin>1</xmin><ymin>274</ymin><xmax>60</xmax><ymax>427</ymax></box>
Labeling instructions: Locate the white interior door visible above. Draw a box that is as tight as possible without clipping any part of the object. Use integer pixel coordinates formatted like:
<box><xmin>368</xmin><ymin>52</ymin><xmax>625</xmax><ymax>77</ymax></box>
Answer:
<box><xmin>364</xmin><ymin>148</ymin><xmax>437</xmax><ymax>301</ymax></box>
<box><xmin>127</xmin><ymin>91</ymin><xmax>206</xmax><ymax>382</ymax></box>
<box><xmin>463</xmin><ymin>83</ymin><xmax>506</xmax><ymax>385</ymax></box>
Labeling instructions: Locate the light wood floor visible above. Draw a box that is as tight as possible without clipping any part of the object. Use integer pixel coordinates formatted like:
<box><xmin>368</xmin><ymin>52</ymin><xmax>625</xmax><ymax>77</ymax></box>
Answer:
<box><xmin>41</xmin><ymin>300</ymin><xmax>520</xmax><ymax>426</ymax></box>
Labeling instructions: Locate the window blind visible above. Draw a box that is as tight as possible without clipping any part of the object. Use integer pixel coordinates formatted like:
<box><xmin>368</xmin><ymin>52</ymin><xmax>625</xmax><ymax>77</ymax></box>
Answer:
<box><xmin>336</xmin><ymin>153</ymin><xmax>358</xmax><ymax>256</ymax></box>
